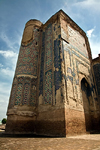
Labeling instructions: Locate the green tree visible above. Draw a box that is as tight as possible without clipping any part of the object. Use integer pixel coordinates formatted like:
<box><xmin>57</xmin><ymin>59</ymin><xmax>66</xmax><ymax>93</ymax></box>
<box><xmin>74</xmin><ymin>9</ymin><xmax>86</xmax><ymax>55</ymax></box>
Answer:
<box><xmin>2</xmin><ymin>118</ymin><xmax>7</xmax><ymax>124</ymax></box>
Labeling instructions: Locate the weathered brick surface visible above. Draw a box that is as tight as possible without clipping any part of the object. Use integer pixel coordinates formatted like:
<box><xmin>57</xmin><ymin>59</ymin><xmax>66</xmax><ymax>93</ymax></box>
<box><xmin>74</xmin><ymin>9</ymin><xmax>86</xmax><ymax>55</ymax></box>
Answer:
<box><xmin>65</xmin><ymin>109</ymin><xmax>86</xmax><ymax>134</ymax></box>
<box><xmin>6</xmin><ymin>108</ymin><xmax>66</xmax><ymax>136</ymax></box>
<box><xmin>6</xmin><ymin>115</ymin><xmax>36</xmax><ymax>133</ymax></box>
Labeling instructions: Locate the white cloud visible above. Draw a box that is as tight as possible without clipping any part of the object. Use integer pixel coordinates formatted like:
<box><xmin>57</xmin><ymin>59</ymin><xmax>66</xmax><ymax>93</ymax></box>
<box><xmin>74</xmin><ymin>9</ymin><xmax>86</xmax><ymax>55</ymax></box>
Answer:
<box><xmin>0</xmin><ymin>67</ymin><xmax>15</xmax><ymax>78</ymax></box>
<box><xmin>0</xmin><ymin>50</ymin><xmax>17</xmax><ymax>58</ymax></box>
<box><xmin>73</xmin><ymin>0</ymin><xmax>100</xmax><ymax>12</ymax></box>
<box><xmin>87</xmin><ymin>27</ymin><xmax>95</xmax><ymax>38</ymax></box>
<box><xmin>86</xmin><ymin>27</ymin><xmax>100</xmax><ymax>58</ymax></box>
<box><xmin>0</xmin><ymin>51</ymin><xmax>16</xmax><ymax>77</ymax></box>
<box><xmin>0</xmin><ymin>50</ymin><xmax>18</xmax><ymax>70</ymax></box>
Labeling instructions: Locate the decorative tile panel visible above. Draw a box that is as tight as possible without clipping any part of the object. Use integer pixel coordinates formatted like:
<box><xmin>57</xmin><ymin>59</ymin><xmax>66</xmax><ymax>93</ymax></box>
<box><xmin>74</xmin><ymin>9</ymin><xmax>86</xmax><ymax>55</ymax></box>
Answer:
<box><xmin>62</xmin><ymin>40</ymin><xmax>89</xmax><ymax>65</ymax></box>
<box><xmin>22</xmin><ymin>83</ymin><xmax>30</xmax><ymax>105</ymax></box>
<box><xmin>30</xmin><ymin>79</ymin><xmax>37</xmax><ymax>106</ymax></box>
<box><xmin>15</xmin><ymin>28</ymin><xmax>39</xmax><ymax>76</ymax></box>
<box><xmin>45</xmin><ymin>24</ymin><xmax>52</xmax><ymax>71</ymax></box>
<box><xmin>39</xmin><ymin>32</ymin><xmax>45</xmax><ymax>96</ymax></box>
<box><xmin>30</xmin><ymin>85</ymin><xmax>36</xmax><ymax>106</ymax></box>
<box><xmin>25</xmin><ymin>48</ymin><xmax>30</xmax><ymax>55</ymax></box>
<box><xmin>44</xmin><ymin>70</ymin><xmax>52</xmax><ymax>104</ymax></box>
<box><xmin>15</xmin><ymin>83</ymin><xmax>22</xmax><ymax>105</ymax></box>
<box><xmin>18</xmin><ymin>77</ymin><xmax>23</xmax><ymax>83</ymax></box>
<box><xmin>68</xmin><ymin>25</ymin><xmax>88</xmax><ymax>58</ymax></box>
<box><xmin>9</xmin><ymin>84</ymin><xmax>16</xmax><ymax>108</ymax></box>
<box><xmin>54</xmin><ymin>39</ymin><xmax>62</xmax><ymax>95</ymax></box>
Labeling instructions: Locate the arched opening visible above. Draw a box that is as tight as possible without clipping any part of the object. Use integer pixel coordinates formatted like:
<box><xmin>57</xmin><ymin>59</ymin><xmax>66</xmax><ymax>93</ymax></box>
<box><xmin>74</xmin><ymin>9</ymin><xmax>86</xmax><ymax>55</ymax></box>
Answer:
<box><xmin>81</xmin><ymin>78</ymin><xmax>92</xmax><ymax>131</ymax></box>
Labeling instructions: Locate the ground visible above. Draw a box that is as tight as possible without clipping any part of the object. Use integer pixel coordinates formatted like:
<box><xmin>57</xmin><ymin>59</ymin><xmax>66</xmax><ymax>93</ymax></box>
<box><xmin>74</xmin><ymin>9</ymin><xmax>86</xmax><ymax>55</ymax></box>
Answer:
<box><xmin>0</xmin><ymin>133</ymin><xmax>100</xmax><ymax>150</ymax></box>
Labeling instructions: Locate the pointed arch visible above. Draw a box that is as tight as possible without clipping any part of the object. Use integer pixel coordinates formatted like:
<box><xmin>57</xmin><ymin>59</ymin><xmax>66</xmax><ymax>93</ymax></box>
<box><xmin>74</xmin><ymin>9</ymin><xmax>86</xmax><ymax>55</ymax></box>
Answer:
<box><xmin>81</xmin><ymin>77</ymin><xmax>93</xmax><ymax>131</ymax></box>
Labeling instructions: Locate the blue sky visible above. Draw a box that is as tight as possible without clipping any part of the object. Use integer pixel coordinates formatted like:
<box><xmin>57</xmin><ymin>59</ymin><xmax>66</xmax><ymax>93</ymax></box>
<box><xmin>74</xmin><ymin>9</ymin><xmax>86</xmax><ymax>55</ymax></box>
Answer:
<box><xmin>0</xmin><ymin>0</ymin><xmax>100</xmax><ymax>120</ymax></box>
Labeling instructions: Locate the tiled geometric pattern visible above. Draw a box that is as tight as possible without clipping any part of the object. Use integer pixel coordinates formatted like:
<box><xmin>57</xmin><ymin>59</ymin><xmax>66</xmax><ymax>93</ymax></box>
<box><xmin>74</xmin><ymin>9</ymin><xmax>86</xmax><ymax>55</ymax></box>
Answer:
<box><xmin>18</xmin><ymin>77</ymin><xmax>23</xmax><ymax>83</ymax></box>
<box><xmin>30</xmin><ymin>79</ymin><xmax>37</xmax><ymax>106</ymax></box>
<box><xmin>39</xmin><ymin>32</ymin><xmax>45</xmax><ymax>96</ymax></box>
<box><xmin>44</xmin><ymin>70</ymin><xmax>52</xmax><ymax>104</ymax></box>
<box><xmin>25</xmin><ymin>48</ymin><xmax>30</xmax><ymax>55</ymax></box>
<box><xmin>54</xmin><ymin>39</ymin><xmax>62</xmax><ymax>95</ymax></box>
<box><xmin>23</xmin><ymin>83</ymin><xmax>30</xmax><ymax>105</ymax></box>
<box><xmin>39</xmin><ymin>24</ymin><xmax>54</xmax><ymax>104</ymax></box>
<box><xmin>9</xmin><ymin>76</ymin><xmax>38</xmax><ymax>107</ymax></box>
<box><xmin>45</xmin><ymin>24</ymin><xmax>52</xmax><ymax>71</ymax></box>
<box><xmin>54</xmin><ymin>39</ymin><xmax>60</xmax><ymax>68</ymax></box>
<box><xmin>30</xmin><ymin>84</ymin><xmax>36</xmax><ymax>106</ymax></box>
<box><xmin>16</xmin><ymin>65</ymin><xmax>34</xmax><ymax>75</ymax></box>
<box><xmin>25</xmin><ymin>78</ymin><xmax>30</xmax><ymax>83</ymax></box>
<box><xmin>15</xmin><ymin>83</ymin><xmax>22</xmax><ymax>105</ymax></box>
<box><xmin>15</xmin><ymin>28</ymin><xmax>39</xmax><ymax>76</ymax></box>
<box><xmin>9</xmin><ymin>84</ymin><xmax>16</xmax><ymax>108</ymax></box>
<box><xmin>31</xmin><ymin>78</ymin><xmax>37</xmax><ymax>85</ymax></box>
<box><xmin>22</xmin><ymin>57</ymin><xmax>31</xmax><ymax>62</ymax></box>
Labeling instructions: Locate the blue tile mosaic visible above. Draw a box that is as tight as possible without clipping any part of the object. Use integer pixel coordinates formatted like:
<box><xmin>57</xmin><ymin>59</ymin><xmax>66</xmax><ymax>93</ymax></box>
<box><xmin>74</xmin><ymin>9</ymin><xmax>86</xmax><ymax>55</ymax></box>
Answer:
<box><xmin>39</xmin><ymin>32</ymin><xmax>45</xmax><ymax>96</ymax></box>
<box><xmin>45</xmin><ymin>24</ymin><xmax>52</xmax><ymax>71</ymax></box>
<box><xmin>16</xmin><ymin>28</ymin><xmax>39</xmax><ymax>76</ymax></box>
<box><xmin>62</xmin><ymin>40</ymin><xmax>89</xmax><ymax>65</ymax></box>
<box><xmin>22</xmin><ymin>83</ymin><xmax>30</xmax><ymax>105</ymax></box>
<box><xmin>15</xmin><ymin>83</ymin><xmax>22</xmax><ymax>105</ymax></box>
<box><xmin>9</xmin><ymin>84</ymin><xmax>16</xmax><ymax>108</ymax></box>
<box><xmin>54</xmin><ymin>38</ymin><xmax>62</xmax><ymax>97</ymax></box>
<box><xmin>44</xmin><ymin>70</ymin><xmax>52</xmax><ymax>104</ymax></box>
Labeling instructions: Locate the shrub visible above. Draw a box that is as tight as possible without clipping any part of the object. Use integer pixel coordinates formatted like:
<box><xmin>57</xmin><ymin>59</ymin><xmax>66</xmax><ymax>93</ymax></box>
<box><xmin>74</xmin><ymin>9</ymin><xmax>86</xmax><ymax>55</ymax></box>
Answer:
<box><xmin>2</xmin><ymin>118</ymin><xmax>7</xmax><ymax>124</ymax></box>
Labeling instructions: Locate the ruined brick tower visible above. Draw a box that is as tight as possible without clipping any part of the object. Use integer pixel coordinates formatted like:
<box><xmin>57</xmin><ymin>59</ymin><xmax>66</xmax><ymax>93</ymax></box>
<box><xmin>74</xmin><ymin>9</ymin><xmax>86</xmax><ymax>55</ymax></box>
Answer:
<box><xmin>6</xmin><ymin>10</ymin><xmax>100</xmax><ymax>136</ymax></box>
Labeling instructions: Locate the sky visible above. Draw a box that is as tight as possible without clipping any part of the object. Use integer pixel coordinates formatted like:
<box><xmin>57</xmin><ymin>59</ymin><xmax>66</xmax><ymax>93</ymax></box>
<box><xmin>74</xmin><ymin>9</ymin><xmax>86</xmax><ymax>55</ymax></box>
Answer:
<box><xmin>0</xmin><ymin>0</ymin><xmax>100</xmax><ymax>120</ymax></box>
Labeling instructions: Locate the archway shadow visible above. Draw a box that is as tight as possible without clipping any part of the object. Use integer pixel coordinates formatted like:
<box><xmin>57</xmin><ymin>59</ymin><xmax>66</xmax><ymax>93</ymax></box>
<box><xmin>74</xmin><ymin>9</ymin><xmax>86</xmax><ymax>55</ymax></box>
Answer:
<box><xmin>81</xmin><ymin>78</ymin><xmax>93</xmax><ymax>132</ymax></box>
